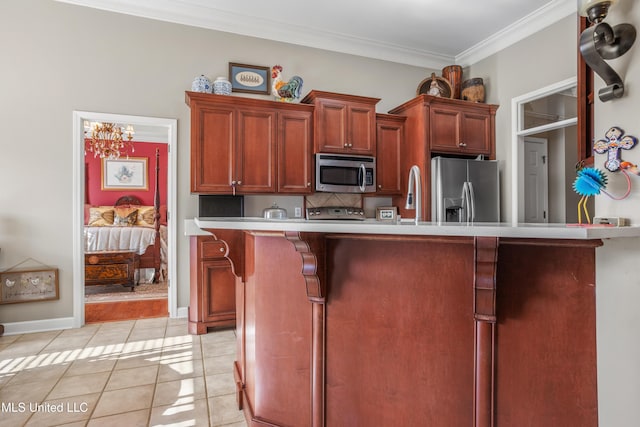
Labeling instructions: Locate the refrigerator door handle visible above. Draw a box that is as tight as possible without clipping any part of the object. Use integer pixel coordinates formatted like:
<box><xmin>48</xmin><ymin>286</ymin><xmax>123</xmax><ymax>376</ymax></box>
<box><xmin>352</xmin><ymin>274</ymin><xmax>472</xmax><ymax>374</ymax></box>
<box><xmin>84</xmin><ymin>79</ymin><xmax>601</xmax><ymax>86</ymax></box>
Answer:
<box><xmin>461</xmin><ymin>182</ymin><xmax>469</xmax><ymax>223</ymax></box>
<box><xmin>468</xmin><ymin>181</ymin><xmax>476</xmax><ymax>222</ymax></box>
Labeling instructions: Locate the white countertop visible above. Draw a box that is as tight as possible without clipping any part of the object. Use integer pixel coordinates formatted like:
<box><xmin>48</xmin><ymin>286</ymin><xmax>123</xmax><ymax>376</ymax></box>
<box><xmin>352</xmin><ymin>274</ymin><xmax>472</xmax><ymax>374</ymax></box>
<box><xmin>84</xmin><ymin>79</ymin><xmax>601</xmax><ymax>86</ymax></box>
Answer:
<box><xmin>186</xmin><ymin>217</ymin><xmax>640</xmax><ymax>240</ymax></box>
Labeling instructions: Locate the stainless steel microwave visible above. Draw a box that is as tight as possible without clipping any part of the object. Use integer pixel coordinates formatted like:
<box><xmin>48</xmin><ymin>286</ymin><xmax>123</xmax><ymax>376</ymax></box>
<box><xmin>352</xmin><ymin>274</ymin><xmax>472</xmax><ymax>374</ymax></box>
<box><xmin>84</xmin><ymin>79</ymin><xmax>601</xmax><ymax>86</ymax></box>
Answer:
<box><xmin>315</xmin><ymin>153</ymin><xmax>376</xmax><ymax>193</ymax></box>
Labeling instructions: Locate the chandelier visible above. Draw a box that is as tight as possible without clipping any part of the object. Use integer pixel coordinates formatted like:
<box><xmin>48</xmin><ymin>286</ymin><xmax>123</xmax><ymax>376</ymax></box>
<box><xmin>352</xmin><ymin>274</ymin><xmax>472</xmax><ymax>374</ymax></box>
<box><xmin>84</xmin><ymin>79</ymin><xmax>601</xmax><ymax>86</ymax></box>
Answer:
<box><xmin>84</xmin><ymin>121</ymin><xmax>135</xmax><ymax>159</ymax></box>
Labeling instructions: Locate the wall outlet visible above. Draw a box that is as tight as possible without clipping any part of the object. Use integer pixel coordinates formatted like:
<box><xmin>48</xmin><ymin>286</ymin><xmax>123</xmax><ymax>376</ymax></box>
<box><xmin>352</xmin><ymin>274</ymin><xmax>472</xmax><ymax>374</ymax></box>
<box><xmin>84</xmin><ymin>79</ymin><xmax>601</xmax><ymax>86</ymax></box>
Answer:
<box><xmin>294</xmin><ymin>207</ymin><xmax>302</xmax><ymax>217</ymax></box>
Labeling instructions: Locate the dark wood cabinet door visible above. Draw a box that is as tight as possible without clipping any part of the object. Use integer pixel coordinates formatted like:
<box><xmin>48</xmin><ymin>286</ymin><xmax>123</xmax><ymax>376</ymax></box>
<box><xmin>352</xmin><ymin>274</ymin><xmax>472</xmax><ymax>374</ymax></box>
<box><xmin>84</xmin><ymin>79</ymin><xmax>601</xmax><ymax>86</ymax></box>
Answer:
<box><xmin>348</xmin><ymin>103</ymin><xmax>376</xmax><ymax>155</ymax></box>
<box><xmin>315</xmin><ymin>99</ymin><xmax>348</xmax><ymax>152</ymax></box>
<box><xmin>235</xmin><ymin>108</ymin><xmax>277</xmax><ymax>193</ymax></box>
<box><xmin>278</xmin><ymin>110</ymin><xmax>313</xmax><ymax>193</ymax></box>
<box><xmin>191</xmin><ymin>104</ymin><xmax>235</xmax><ymax>193</ymax></box>
<box><xmin>376</xmin><ymin>114</ymin><xmax>404</xmax><ymax>195</ymax></box>
<box><xmin>460</xmin><ymin>111</ymin><xmax>492</xmax><ymax>155</ymax></box>
<box><xmin>430</xmin><ymin>106</ymin><xmax>461</xmax><ymax>152</ymax></box>
<box><xmin>189</xmin><ymin>235</ymin><xmax>237</xmax><ymax>334</ymax></box>
<box><xmin>201</xmin><ymin>259</ymin><xmax>237</xmax><ymax>323</ymax></box>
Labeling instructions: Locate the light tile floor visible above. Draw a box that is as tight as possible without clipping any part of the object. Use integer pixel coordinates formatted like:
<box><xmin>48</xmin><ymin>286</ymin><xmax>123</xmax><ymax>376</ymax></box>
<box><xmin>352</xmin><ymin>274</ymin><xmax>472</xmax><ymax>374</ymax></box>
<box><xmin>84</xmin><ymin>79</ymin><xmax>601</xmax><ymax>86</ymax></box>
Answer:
<box><xmin>0</xmin><ymin>317</ymin><xmax>247</xmax><ymax>427</ymax></box>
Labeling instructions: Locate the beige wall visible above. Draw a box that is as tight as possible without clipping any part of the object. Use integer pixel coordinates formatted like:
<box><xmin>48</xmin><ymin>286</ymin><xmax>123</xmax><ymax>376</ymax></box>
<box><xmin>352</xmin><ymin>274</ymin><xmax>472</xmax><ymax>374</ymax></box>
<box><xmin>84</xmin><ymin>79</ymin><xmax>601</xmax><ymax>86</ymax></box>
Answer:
<box><xmin>467</xmin><ymin>14</ymin><xmax>578</xmax><ymax>222</ymax></box>
<box><xmin>0</xmin><ymin>0</ymin><xmax>430</xmax><ymax>323</ymax></box>
<box><xmin>592</xmin><ymin>3</ymin><xmax>640</xmax><ymax>426</ymax></box>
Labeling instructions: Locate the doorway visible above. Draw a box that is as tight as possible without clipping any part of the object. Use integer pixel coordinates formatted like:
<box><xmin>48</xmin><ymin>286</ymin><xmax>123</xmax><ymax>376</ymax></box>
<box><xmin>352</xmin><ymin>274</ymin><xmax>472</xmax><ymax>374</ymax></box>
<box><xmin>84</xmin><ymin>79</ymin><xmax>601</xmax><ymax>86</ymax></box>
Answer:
<box><xmin>72</xmin><ymin>111</ymin><xmax>177</xmax><ymax>327</ymax></box>
<box><xmin>523</xmin><ymin>137</ymin><xmax>549</xmax><ymax>223</ymax></box>
<box><xmin>511</xmin><ymin>77</ymin><xmax>579</xmax><ymax>224</ymax></box>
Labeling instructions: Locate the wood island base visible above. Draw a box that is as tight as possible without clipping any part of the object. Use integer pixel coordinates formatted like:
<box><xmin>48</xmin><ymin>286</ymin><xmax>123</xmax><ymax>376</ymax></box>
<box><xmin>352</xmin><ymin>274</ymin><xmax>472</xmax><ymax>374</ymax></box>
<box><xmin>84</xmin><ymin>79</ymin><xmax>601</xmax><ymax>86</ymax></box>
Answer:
<box><xmin>210</xmin><ymin>230</ymin><xmax>599</xmax><ymax>427</ymax></box>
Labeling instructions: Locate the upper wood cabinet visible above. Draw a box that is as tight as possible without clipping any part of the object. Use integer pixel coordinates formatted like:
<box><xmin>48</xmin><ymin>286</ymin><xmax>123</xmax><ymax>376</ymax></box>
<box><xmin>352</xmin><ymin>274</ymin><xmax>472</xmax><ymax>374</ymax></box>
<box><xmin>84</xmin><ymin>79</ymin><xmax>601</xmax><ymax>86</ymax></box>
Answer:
<box><xmin>375</xmin><ymin>113</ymin><xmax>405</xmax><ymax>195</ymax></box>
<box><xmin>302</xmin><ymin>90</ymin><xmax>380</xmax><ymax>155</ymax></box>
<box><xmin>389</xmin><ymin>94</ymin><xmax>499</xmax><ymax>220</ymax></box>
<box><xmin>186</xmin><ymin>92</ymin><xmax>314</xmax><ymax>194</ymax></box>
<box><xmin>235</xmin><ymin>108</ymin><xmax>277</xmax><ymax>193</ymax></box>
<box><xmin>278</xmin><ymin>110</ymin><xmax>314</xmax><ymax>193</ymax></box>
<box><xmin>428</xmin><ymin>101</ymin><xmax>497</xmax><ymax>157</ymax></box>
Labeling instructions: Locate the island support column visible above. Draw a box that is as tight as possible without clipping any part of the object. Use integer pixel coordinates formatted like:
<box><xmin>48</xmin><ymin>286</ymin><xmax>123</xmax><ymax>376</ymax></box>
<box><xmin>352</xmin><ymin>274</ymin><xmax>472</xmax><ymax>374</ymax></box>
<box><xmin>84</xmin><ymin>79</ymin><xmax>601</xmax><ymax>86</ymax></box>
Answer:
<box><xmin>473</xmin><ymin>237</ymin><xmax>499</xmax><ymax>427</ymax></box>
<box><xmin>285</xmin><ymin>232</ymin><xmax>326</xmax><ymax>427</ymax></box>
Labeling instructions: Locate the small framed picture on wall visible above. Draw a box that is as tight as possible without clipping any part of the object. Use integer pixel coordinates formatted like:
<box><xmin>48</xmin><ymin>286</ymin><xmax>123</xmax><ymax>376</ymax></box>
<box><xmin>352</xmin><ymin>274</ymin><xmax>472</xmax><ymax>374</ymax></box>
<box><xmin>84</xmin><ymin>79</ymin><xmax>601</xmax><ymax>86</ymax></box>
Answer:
<box><xmin>102</xmin><ymin>157</ymin><xmax>148</xmax><ymax>190</ymax></box>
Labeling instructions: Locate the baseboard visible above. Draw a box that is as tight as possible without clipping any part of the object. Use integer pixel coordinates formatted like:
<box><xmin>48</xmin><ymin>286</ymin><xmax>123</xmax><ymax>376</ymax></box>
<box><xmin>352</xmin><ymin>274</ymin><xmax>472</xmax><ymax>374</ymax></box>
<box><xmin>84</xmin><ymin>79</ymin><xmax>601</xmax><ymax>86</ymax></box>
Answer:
<box><xmin>1</xmin><ymin>308</ymin><xmax>189</xmax><ymax>336</ymax></box>
<box><xmin>2</xmin><ymin>317</ymin><xmax>76</xmax><ymax>336</ymax></box>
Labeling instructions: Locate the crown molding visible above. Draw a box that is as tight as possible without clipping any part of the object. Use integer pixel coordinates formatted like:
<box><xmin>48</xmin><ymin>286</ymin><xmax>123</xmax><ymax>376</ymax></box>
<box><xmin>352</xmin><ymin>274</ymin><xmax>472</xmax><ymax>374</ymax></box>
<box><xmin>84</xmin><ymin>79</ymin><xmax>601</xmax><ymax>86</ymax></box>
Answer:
<box><xmin>56</xmin><ymin>0</ymin><xmax>576</xmax><ymax>68</ymax></box>
<box><xmin>456</xmin><ymin>0</ymin><xmax>576</xmax><ymax>66</ymax></box>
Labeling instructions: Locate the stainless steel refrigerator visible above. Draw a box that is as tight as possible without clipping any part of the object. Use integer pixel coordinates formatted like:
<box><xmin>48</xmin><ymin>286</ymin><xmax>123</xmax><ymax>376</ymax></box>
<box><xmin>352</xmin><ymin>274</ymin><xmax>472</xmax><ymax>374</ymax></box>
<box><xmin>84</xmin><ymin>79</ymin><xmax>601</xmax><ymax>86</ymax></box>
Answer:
<box><xmin>431</xmin><ymin>156</ymin><xmax>500</xmax><ymax>223</ymax></box>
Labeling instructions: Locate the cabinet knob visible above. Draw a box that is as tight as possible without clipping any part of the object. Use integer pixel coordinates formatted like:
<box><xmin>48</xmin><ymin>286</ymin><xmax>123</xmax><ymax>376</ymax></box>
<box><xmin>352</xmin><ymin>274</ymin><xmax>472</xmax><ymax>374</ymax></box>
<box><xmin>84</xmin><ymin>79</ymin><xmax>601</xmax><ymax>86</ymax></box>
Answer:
<box><xmin>237</xmin><ymin>180</ymin><xmax>242</xmax><ymax>185</ymax></box>
<box><xmin>219</xmin><ymin>247</ymin><xmax>225</xmax><ymax>253</ymax></box>
<box><xmin>307</xmin><ymin>182</ymin><xmax>311</xmax><ymax>187</ymax></box>
<box><xmin>378</xmin><ymin>184</ymin><xmax>382</xmax><ymax>189</ymax></box>
<box><xmin>231</xmin><ymin>180</ymin><xmax>237</xmax><ymax>185</ymax></box>
<box><xmin>459</xmin><ymin>142</ymin><xmax>467</xmax><ymax>148</ymax></box>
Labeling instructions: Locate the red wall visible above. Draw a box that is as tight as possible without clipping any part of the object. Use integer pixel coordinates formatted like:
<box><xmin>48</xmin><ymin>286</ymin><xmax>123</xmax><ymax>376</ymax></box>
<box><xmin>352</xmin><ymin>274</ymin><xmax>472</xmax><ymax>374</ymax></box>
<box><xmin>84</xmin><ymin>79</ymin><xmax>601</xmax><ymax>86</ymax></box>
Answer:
<box><xmin>85</xmin><ymin>141</ymin><xmax>168</xmax><ymax>207</ymax></box>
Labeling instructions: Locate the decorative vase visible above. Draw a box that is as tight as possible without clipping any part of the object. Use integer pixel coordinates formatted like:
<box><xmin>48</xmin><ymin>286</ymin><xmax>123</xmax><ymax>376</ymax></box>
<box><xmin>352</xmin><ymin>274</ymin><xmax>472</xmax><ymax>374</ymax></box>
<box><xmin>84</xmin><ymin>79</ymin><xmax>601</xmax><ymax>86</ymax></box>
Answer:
<box><xmin>461</xmin><ymin>78</ymin><xmax>485</xmax><ymax>103</ymax></box>
<box><xmin>213</xmin><ymin>77</ymin><xmax>232</xmax><ymax>95</ymax></box>
<box><xmin>442</xmin><ymin>65</ymin><xmax>463</xmax><ymax>99</ymax></box>
<box><xmin>191</xmin><ymin>75</ymin><xmax>213</xmax><ymax>93</ymax></box>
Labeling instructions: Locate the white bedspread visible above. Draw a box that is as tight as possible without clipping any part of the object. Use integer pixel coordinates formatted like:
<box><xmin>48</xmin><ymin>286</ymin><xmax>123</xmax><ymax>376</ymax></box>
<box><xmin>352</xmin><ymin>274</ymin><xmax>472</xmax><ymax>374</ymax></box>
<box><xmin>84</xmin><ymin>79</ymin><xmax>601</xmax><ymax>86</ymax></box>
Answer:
<box><xmin>84</xmin><ymin>226</ymin><xmax>157</xmax><ymax>255</ymax></box>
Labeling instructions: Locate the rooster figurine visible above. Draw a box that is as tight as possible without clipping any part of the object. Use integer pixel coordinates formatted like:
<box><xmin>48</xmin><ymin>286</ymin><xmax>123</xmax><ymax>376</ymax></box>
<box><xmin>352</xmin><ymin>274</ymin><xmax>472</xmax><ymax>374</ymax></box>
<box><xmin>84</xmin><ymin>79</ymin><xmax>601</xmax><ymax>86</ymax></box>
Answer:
<box><xmin>271</xmin><ymin>65</ymin><xmax>303</xmax><ymax>102</ymax></box>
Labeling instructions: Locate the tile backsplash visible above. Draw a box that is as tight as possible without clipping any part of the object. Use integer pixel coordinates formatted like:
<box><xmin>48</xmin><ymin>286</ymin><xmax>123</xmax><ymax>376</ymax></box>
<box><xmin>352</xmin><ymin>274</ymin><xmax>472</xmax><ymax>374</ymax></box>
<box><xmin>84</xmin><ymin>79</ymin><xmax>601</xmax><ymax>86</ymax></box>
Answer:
<box><xmin>243</xmin><ymin>194</ymin><xmax>394</xmax><ymax>219</ymax></box>
<box><xmin>305</xmin><ymin>193</ymin><xmax>362</xmax><ymax>208</ymax></box>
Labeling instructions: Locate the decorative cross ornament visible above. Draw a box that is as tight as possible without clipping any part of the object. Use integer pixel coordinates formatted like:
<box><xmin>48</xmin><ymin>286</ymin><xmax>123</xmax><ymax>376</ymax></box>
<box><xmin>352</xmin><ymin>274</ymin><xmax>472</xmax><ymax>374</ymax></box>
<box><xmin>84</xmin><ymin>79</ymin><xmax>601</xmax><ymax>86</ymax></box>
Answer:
<box><xmin>593</xmin><ymin>126</ymin><xmax>637</xmax><ymax>171</ymax></box>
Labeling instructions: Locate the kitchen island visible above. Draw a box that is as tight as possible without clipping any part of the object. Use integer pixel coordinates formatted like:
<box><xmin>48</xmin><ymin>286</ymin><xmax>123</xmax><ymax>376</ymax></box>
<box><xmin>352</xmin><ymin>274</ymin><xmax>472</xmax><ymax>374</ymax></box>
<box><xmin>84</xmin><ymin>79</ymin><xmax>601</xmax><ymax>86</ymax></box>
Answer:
<box><xmin>188</xmin><ymin>218</ymin><xmax>640</xmax><ymax>427</ymax></box>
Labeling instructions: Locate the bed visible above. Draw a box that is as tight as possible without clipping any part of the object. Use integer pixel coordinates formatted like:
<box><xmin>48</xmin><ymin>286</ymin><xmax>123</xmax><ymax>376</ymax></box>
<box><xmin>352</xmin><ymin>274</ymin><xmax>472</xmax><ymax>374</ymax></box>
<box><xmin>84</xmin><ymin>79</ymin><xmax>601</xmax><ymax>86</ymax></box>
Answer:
<box><xmin>84</xmin><ymin>150</ymin><xmax>166</xmax><ymax>288</ymax></box>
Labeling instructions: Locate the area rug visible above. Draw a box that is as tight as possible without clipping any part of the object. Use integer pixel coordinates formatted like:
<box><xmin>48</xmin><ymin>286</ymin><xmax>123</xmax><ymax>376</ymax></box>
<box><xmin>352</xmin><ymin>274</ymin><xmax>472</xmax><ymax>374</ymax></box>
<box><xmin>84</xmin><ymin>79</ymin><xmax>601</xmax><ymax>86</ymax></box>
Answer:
<box><xmin>85</xmin><ymin>281</ymin><xmax>168</xmax><ymax>303</ymax></box>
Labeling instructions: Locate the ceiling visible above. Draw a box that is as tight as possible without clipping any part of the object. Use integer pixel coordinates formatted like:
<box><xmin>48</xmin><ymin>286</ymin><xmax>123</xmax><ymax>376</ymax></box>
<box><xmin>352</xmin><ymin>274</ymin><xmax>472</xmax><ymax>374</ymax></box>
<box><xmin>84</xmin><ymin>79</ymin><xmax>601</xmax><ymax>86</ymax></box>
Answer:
<box><xmin>56</xmin><ymin>0</ymin><xmax>577</xmax><ymax>68</ymax></box>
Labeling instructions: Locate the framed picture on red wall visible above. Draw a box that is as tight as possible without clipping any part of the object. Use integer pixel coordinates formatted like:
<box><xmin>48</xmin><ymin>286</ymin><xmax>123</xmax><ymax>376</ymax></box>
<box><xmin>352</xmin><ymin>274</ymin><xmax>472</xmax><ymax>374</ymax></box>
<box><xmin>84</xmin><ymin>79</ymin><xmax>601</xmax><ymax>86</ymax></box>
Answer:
<box><xmin>101</xmin><ymin>157</ymin><xmax>148</xmax><ymax>190</ymax></box>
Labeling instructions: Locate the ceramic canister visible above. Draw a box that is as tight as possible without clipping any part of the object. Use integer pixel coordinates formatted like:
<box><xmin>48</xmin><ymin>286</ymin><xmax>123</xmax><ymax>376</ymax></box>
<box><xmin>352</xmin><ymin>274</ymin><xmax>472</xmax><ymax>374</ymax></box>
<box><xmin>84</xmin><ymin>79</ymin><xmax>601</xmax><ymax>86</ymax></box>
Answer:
<box><xmin>213</xmin><ymin>77</ymin><xmax>232</xmax><ymax>95</ymax></box>
<box><xmin>191</xmin><ymin>75</ymin><xmax>213</xmax><ymax>93</ymax></box>
<box><xmin>461</xmin><ymin>78</ymin><xmax>485</xmax><ymax>103</ymax></box>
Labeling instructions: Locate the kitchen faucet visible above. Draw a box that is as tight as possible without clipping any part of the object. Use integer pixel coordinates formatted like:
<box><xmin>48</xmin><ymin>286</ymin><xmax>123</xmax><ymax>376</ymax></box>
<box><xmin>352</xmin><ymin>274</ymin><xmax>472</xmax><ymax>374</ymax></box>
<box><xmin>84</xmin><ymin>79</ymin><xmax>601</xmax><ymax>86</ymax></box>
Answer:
<box><xmin>405</xmin><ymin>165</ymin><xmax>422</xmax><ymax>224</ymax></box>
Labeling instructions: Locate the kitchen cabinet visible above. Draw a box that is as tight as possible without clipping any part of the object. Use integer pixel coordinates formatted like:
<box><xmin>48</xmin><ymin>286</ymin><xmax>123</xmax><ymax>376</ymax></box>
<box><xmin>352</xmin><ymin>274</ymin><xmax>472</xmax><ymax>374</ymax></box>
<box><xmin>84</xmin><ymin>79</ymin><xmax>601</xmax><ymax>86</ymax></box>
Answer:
<box><xmin>278</xmin><ymin>109</ymin><xmax>313</xmax><ymax>193</ymax></box>
<box><xmin>429</xmin><ymin>103</ymin><xmax>494</xmax><ymax>156</ymax></box>
<box><xmin>302</xmin><ymin>90</ymin><xmax>379</xmax><ymax>155</ymax></box>
<box><xmin>235</xmin><ymin>108</ymin><xmax>277</xmax><ymax>193</ymax></box>
<box><xmin>375</xmin><ymin>113</ymin><xmax>405</xmax><ymax>195</ymax></box>
<box><xmin>230</xmin><ymin>229</ymin><xmax>599</xmax><ymax>426</ymax></box>
<box><xmin>189</xmin><ymin>233</ymin><xmax>240</xmax><ymax>334</ymax></box>
<box><xmin>389</xmin><ymin>94</ymin><xmax>498</xmax><ymax>220</ymax></box>
<box><xmin>186</xmin><ymin>92</ymin><xmax>313</xmax><ymax>194</ymax></box>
